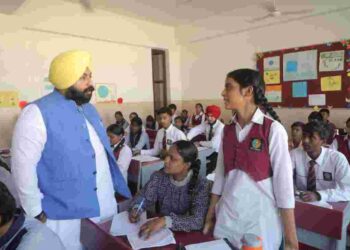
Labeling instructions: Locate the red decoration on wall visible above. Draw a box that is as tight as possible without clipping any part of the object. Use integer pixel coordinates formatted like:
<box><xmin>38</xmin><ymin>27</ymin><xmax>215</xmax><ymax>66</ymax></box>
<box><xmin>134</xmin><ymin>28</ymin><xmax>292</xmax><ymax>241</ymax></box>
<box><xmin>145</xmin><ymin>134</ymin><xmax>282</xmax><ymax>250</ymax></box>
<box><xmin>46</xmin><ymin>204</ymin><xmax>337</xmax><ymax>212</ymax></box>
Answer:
<box><xmin>117</xmin><ymin>98</ymin><xmax>123</xmax><ymax>104</ymax></box>
<box><xmin>19</xmin><ymin>101</ymin><xmax>28</xmax><ymax>109</ymax></box>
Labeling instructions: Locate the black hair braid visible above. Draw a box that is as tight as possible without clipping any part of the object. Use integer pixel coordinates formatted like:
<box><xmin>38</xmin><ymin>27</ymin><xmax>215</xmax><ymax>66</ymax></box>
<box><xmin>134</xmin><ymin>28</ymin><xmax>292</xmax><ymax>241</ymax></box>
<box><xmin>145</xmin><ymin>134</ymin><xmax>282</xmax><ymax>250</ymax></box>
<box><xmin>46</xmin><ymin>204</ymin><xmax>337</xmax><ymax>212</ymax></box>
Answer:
<box><xmin>254</xmin><ymin>86</ymin><xmax>281</xmax><ymax>123</ymax></box>
<box><xmin>188</xmin><ymin>159</ymin><xmax>200</xmax><ymax>213</ymax></box>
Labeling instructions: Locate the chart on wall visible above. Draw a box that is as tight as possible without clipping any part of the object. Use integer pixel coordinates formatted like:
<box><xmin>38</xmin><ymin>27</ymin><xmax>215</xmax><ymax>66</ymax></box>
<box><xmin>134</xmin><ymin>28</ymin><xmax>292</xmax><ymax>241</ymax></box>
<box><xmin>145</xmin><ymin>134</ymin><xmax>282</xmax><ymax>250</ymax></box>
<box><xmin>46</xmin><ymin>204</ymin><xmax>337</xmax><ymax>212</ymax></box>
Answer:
<box><xmin>256</xmin><ymin>39</ymin><xmax>350</xmax><ymax>108</ymax></box>
<box><xmin>283</xmin><ymin>50</ymin><xmax>318</xmax><ymax>81</ymax></box>
<box><xmin>95</xmin><ymin>83</ymin><xmax>116</xmax><ymax>103</ymax></box>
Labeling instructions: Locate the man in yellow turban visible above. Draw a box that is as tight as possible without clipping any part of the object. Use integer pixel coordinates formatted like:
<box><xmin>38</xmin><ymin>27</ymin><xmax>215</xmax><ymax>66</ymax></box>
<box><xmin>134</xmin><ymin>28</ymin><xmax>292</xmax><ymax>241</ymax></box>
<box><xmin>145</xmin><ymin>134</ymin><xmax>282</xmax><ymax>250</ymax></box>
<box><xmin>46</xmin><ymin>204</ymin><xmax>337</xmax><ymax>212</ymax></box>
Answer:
<box><xmin>11</xmin><ymin>50</ymin><xmax>131</xmax><ymax>250</ymax></box>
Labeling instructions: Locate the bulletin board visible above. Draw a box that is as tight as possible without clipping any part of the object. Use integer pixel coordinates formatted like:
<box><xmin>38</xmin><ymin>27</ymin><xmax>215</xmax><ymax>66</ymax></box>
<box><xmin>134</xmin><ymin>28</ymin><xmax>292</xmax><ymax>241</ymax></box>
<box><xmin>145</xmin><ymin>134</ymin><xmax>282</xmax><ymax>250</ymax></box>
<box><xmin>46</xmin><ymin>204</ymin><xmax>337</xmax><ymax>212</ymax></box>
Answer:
<box><xmin>256</xmin><ymin>39</ymin><xmax>350</xmax><ymax>108</ymax></box>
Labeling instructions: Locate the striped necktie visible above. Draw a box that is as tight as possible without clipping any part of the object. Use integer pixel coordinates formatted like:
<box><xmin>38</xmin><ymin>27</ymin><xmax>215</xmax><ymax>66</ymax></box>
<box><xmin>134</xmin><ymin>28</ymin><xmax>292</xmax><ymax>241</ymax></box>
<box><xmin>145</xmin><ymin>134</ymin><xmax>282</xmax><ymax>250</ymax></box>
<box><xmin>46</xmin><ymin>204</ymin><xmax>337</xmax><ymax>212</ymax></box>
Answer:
<box><xmin>307</xmin><ymin>160</ymin><xmax>317</xmax><ymax>192</ymax></box>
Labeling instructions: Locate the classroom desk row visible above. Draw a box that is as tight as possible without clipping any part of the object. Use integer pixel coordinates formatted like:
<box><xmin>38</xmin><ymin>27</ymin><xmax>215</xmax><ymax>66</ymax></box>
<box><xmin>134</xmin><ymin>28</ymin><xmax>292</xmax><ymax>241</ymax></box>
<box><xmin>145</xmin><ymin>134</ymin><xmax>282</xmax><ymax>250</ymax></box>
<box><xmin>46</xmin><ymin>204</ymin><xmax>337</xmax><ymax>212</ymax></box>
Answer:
<box><xmin>81</xmin><ymin>200</ymin><xmax>350</xmax><ymax>250</ymax></box>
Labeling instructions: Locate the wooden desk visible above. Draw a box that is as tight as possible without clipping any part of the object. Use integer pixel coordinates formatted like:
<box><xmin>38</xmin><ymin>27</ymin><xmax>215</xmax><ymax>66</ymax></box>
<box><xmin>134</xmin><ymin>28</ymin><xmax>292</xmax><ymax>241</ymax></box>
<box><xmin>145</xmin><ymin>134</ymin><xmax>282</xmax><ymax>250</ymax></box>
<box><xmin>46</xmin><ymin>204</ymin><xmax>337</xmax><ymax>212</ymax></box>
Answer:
<box><xmin>295</xmin><ymin>201</ymin><xmax>350</xmax><ymax>250</ymax></box>
<box><xmin>81</xmin><ymin>218</ymin><xmax>215</xmax><ymax>250</ymax></box>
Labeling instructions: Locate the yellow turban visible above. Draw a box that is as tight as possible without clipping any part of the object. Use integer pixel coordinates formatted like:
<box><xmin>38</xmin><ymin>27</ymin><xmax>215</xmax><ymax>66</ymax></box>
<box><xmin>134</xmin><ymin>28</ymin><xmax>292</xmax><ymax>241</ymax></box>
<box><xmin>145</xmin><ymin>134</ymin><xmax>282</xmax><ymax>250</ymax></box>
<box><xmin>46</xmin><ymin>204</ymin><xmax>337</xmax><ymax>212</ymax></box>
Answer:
<box><xmin>49</xmin><ymin>50</ymin><xmax>92</xmax><ymax>90</ymax></box>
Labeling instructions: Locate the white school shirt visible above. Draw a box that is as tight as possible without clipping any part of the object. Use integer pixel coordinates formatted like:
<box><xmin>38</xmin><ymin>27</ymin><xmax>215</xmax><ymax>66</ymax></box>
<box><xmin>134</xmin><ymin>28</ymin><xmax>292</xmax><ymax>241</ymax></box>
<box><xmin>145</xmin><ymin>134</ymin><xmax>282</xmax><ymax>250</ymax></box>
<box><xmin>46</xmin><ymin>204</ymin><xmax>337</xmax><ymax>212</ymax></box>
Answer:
<box><xmin>291</xmin><ymin>147</ymin><xmax>350</xmax><ymax>202</ymax></box>
<box><xmin>330</xmin><ymin>135</ymin><xmax>350</xmax><ymax>151</ymax></box>
<box><xmin>125</xmin><ymin>131</ymin><xmax>150</xmax><ymax>150</ymax></box>
<box><xmin>113</xmin><ymin>141</ymin><xmax>132</xmax><ymax>182</ymax></box>
<box><xmin>11</xmin><ymin>104</ymin><xmax>116</xmax><ymax>250</ymax></box>
<box><xmin>187</xmin><ymin>120</ymin><xmax>224</xmax><ymax>152</ymax></box>
<box><xmin>141</xmin><ymin>124</ymin><xmax>187</xmax><ymax>156</ymax></box>
<box><xmin>212</xmin><ymin>108</ymin><xmax>294</xmax><ymax>250</ymax></box>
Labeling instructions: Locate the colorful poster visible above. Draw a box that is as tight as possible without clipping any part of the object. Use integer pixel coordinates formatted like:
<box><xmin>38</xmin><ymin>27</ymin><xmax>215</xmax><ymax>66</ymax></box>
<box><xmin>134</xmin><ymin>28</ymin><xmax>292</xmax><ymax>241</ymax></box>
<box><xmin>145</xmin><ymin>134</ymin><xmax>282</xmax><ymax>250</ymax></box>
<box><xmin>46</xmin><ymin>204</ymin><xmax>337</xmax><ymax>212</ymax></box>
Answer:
<box><xmin>95</xmin><ymin>83</ymin><xmax>115</xmax><ymax>103</ymax></box>
<box><xmin>319</xmin><ymin>50</ymin><xmax>344</xmax><ymax>72</ymax></box>
<box><xmin>308</xmin><ymin>94</ymin><xmax>326</xmax><ymax>106</ymax></box>
<box><xmin>0</xmin><ymin>91</ymin><xmax>19</xmax><ymax>107</ymax></box>
<box><xmin>292</xmin><ymin>81</ymin><xmax>307</xmax><ymax>98</ymax></box>
<box><xmin>283</xmin><ymin>50</ymin><xmax>318</xmax><ymax>81</ymax></box>
<box><xmin>264</xmin><ymin>70</ymin><xmax>280</xmax><ymax>84</ymax></box>
<box><xmin>265</xmin><ymin>85</ymin><xmax>282</xmax><ymax>103</ymax></box>
<box><xmin>320</xmin><ymin>76</ymin><xmax>342</xmax><ymax>91</ymax></box>
<box><xmin>263</xmin><ymin>56</ymin><xmax>280</xmax><ymax>71</ymax></box>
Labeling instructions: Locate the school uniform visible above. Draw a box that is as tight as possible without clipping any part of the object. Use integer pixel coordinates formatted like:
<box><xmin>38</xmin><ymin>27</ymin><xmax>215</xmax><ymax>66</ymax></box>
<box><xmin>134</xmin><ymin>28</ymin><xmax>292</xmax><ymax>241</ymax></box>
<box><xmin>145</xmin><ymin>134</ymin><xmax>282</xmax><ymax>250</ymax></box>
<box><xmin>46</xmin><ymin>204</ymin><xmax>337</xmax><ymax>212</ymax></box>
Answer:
<box><xmin>191</xmin><ymin>112</ymin><xmax>206</xmax><ymax>127</ymax></box>
<box><xmin>141</xmin><ymin>124</ymin><xmax>187</xmax><ymax>156</ymax></box>
<box><xmin>0</xmin><ymin>210</ymin><xmax>64</xmax><ymax>250</ymax></box>
<box><xmin>171</xmin><ymin>113</ymin><xmax>179</xmax><ymax>124</ymax></box>
<box><xmin>326</xmin><ymin>121</ymin><xmax>337</xmax><ymax>145</ymax></box>
<box><xmin>112</xmin><ymin>139</ymin><xmax>132</xmax><ymax>182</ymax></box>
<box><xmin>212</xmin><ymin>108</ymin><xmax>294</xmax><ymax>250</ymax></box>
<box><xmin>125</xmin><ymin>131</ymin><xmax>150</xmax><ymax>150</ymax></box>
<box><xmin>288</xmin><ymin>139</ymin><xmax>303</xmax><ymax>151</ymax></box>
<box><xmin>291</xmin><ymin>147</ymin><xmax>350</xmax><ymax>202</ymax></box>
<box><xmin>116</xmin><ymin>119</ymin><xmax>129</xmax><ymax>130</ymax></box>
<box><xmin>187</xmin><ymin>120</ymin><xmax>224</xmax><ymax>174</ymax></box>
<box><xmin>330</xmin><ymin>134</ymin><xmax>350</xmax><ymax>163</ymax></box>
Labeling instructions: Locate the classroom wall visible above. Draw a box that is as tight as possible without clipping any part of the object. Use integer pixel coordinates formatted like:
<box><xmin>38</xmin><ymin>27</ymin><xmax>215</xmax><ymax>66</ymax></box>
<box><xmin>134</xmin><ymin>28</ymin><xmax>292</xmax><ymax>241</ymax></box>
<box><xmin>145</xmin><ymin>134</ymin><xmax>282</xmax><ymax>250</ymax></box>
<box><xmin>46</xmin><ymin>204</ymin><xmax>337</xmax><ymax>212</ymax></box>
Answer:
<box><xmin>0</xmin><ymin>0</ymin><xmax>181</xmax><ymax>148</ymax></box>
<box><xmin>177</xmin><ymin>5</ymin><xmax>350</xmax><ymax>133</ymax></box>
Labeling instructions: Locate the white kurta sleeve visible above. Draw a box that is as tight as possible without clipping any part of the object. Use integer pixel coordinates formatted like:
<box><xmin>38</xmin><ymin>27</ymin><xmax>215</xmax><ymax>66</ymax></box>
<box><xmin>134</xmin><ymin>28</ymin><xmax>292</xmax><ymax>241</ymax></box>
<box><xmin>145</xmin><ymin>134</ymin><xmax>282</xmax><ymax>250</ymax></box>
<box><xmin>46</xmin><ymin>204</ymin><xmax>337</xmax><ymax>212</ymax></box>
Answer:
<box><xmin>141</xmin><ymin>130</ymin><xmax>162</xmax><ymax>156</ymax></box>
<box><xmin>187</xmin><ymin>124</ymin><xmax>206</xmax><ymax>141</ymax></box>
<box><xmin>318</xmin><ymin>154</ymin><xmax>350</xmax><ymax>202</ymax></box>
<box><xmin>269</xmin><ymin>122</ymin><xmax>295</xmax><ymax>209</ymax></box>
<box><xmin>211</xmin><ymin>137</ymin><xmax>225</xmax><ymax>195</ymax></box>
<box><xmin>11</xmin><ymin>104</ymin><xmax>46</xmax><ymax>217</ymax></box>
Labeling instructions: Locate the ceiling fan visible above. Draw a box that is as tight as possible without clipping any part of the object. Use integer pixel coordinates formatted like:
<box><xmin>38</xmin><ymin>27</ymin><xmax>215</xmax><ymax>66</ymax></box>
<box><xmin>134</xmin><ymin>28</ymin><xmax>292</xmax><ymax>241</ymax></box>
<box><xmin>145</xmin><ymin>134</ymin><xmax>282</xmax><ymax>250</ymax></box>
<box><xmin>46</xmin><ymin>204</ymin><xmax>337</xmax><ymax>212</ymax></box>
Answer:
<box><xmin>248</xmin><ymin>0</ymin><xmax>313</xmax><ymax>23</ymax></box>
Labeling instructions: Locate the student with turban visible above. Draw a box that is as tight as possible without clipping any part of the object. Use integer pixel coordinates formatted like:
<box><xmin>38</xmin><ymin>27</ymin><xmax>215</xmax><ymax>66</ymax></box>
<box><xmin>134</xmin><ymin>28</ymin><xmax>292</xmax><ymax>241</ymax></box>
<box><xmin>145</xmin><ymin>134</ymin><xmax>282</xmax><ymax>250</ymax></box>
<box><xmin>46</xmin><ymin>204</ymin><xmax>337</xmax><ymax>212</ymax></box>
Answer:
<box><xmin>187</xmin><ymin>105</ymin><xmax>224</xmax><ymax>174</ymax></box>
<box><xmin>11</xmin><ymin>50</ymin><xmax>131</xmax><ymax>249</ymax></box>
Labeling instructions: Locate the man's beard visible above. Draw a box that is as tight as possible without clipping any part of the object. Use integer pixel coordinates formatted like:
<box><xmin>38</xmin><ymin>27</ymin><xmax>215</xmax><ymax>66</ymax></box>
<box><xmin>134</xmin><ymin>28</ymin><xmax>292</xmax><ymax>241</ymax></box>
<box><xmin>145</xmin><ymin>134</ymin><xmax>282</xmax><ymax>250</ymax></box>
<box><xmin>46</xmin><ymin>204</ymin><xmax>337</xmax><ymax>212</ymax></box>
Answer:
<box><xmin>65</xmin><ymin>86</ymin><xmax>95</xmax><ymax>105</ymax></box>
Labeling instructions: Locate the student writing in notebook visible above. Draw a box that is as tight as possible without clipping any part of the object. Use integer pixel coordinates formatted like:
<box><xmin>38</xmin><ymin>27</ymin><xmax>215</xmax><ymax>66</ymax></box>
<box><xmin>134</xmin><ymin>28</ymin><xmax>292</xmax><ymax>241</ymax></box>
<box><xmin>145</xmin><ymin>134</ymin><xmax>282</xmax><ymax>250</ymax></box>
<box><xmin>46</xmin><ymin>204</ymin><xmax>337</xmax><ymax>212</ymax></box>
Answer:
<box><xmin>203</xmin><ymin>69</ymin><xmax>298</xmax><ymax>250</ymax></box>
<box><xmin>128</xmin><ymin>141</ymin><xmax>210</xmax><ymax>239</ymax></box>
<box><xmin>291</xmin><ymin>120</ymin><xmax>350</xmax><ymax>203</ymax></box>
<box><xmin>139</xmin><ymin>107</ymin><xmax>187</xmax><ymax>158</ymax></box>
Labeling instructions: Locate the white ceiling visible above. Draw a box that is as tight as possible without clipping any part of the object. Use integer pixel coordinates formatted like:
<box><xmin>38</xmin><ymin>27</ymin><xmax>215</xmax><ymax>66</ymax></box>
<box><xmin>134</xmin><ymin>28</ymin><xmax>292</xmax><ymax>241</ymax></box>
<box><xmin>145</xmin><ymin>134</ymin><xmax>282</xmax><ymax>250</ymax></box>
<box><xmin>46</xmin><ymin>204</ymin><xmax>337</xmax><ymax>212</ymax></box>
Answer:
<box><xmin>63</xmin><ymin>0</ymin><xmax>350</xmax><ymax>26</ymax></box>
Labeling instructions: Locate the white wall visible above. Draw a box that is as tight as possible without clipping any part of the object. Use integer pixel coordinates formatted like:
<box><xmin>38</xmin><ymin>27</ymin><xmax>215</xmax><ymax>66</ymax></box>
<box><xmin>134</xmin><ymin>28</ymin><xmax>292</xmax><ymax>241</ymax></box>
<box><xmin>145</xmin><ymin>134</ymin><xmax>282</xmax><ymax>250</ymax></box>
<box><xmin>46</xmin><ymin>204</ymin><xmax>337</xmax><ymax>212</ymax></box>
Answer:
<box><xmin>0</xmin><ymin>0</ymin><xmax>181</xmax><ymax>147</ymax></box>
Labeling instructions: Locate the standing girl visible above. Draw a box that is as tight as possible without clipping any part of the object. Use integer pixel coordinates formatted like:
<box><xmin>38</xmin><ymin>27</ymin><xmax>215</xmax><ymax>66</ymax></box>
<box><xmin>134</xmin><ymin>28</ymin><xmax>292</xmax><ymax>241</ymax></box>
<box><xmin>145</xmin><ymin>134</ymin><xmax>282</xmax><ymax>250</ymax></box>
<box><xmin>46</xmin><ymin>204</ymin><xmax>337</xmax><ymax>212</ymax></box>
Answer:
<box><xmin>203</xmin><ymin>69</ymin><xmax>298</xmax><ymax>250</ymax></box>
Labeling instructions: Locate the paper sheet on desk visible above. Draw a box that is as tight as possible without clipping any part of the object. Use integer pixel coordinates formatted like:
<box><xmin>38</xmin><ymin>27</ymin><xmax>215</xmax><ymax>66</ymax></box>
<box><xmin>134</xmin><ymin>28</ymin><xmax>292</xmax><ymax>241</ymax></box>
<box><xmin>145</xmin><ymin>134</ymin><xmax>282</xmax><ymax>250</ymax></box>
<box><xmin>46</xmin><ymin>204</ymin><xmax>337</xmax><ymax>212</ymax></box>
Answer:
<box><xmin>110</xmin><ymin>211</ymin><xmax>147</xmax><ymax>236</ymax></box>
<box><xmin>186</xmin><ymin>239</ymin><xmax>234</xmax><ymax>250</ymax></box>
<box><xmin>132</xmin><ymin>155</ymin><xmax>160</xmax><ymax>162</ymax></box>
<box><xmin>127</xmin><ymin>228</ymin><xmax>176</xmax><ymax>250</ymax></box>
<box><xmin>295</xmin><ymin>197</ymin><xmax>333</xmax><ymax>209</ymax></box>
